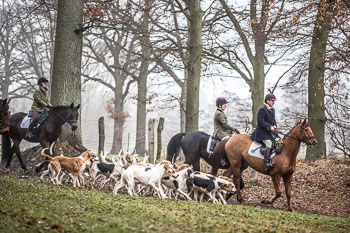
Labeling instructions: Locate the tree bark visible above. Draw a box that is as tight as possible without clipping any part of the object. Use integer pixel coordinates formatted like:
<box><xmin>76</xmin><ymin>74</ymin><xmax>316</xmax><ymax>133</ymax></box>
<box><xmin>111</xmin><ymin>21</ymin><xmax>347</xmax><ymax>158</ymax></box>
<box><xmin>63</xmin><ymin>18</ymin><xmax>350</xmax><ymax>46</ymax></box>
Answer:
<box><xmin>110</xmin><ymin>84</ymin><xmax>124</xmax><ymax>154</ymax></box>
<box><xmin>135</xmin><ymin>0</ymin><xmax>152</xmax><ymax>154</ymax></box>
<box><xmin>184</xmin><ymin>0</ymin><xmax>203</xmax><ymax>132</ymax></box>
<box><xmin>306</xmin><ymin>0</ymin><xmax>337</xmax><ymax>160</ymax></box>
<box><xmin>50</xmin><ymin>0</ymin><xmax>83</xmax><ymax>146</ymax></box>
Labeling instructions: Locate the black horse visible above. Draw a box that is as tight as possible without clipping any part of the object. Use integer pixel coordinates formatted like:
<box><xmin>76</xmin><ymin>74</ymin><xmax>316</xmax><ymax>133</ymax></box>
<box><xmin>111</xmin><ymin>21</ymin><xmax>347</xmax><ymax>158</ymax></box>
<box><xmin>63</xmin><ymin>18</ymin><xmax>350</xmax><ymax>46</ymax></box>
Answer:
<box><xmin>1</xmin><ymin>103</ymin><xmax>80</xmax><ymax>173</ymax></box>
<box><xmin>166</xmin><ymin>131</ymin><xmax>244</xmax><ymax>189</ymax></box>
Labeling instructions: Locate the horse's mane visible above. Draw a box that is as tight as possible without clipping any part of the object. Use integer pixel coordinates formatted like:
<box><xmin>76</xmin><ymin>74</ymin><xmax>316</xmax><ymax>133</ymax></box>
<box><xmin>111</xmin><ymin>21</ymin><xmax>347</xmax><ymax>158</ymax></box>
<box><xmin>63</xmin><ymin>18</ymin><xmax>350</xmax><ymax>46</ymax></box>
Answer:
<box><xmin>282</xmin><ymin>121</ymin><xmax>302</xmax><ymax>140</ymax></box>
<box><xmin>52</xmin><ymin>106</ymin><xmax>71</xmax><ymax>111</ymax></box>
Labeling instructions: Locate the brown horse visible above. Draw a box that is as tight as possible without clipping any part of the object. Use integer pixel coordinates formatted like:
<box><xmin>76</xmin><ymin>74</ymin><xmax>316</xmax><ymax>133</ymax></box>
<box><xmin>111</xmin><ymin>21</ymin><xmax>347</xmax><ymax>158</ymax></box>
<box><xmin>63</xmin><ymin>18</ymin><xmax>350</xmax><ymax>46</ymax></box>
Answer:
<box><xmin>225</xmin><ymin>119</ymin><xmax>317</xmax><ymax>211</ymax></box>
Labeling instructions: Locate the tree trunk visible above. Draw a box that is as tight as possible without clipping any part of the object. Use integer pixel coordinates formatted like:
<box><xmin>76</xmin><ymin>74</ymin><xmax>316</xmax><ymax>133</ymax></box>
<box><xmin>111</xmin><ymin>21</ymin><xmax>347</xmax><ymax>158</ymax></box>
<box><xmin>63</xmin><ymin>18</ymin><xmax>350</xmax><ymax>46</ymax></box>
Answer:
<box><xmin>306</xmin><ymin>0</ymin><xmax>336</xmax><ymax>161</ymax></box>
<box><xmin>110</xmin><ymin>79</ymin><xmax>124</xmax><ymax>154</ymax></box>
<box><xmin>50</xmin><ymin>0</ymin><xmax>83</xmax><ymax>146</ymax></box>
<box><xmin>185</xmin><ymin>0</ymin><xmax>203</xmax><ymax>132</ymax></box>
<box><xmin>180</xmin><ymin>72</ymin><xmax>187</xmax><ymax>133</ymax></box>
<box><xmin>135</xmin><ymin>0</ymin><xmax>152</xmax><ymax>154</ymax></box>
<box><xmin>135</xmin><ymin>75</ymin><xmax>147</xmax><ymax>154</ymax></box>
<box><xmin>251</xmin><ymin>52</ymin><xmax>266</xmax><ymax>128</ymax></box>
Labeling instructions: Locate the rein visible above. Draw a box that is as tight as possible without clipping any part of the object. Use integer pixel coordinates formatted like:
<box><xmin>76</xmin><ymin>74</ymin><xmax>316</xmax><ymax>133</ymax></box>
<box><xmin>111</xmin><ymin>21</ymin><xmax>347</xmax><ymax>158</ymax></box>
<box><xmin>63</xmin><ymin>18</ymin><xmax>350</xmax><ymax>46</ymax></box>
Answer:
<box><xmin>49</xmin><ymin>109</ymin><xmax>76</xmax><ymax>125</ymax></box>
<box><xmin>276</xmin><ymin>126</ymin><xmax>316</xmax><ymax>145</ymax></box>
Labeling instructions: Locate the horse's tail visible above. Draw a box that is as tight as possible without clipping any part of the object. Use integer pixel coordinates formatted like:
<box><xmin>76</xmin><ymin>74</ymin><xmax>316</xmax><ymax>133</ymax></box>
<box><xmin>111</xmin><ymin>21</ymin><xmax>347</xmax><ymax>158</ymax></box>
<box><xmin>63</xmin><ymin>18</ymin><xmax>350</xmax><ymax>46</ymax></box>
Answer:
<box><xmin>166</xmin><ymin>132</ymin><xmax>186</xmax><ymax>164</ymax></box>
<box><xmin>1</xmin><ymin>132</ymin><xmax>11</xmax><ymax>165</ymax></box>
<box><xmin>40</xmin><ymin>148</ymin><xmax>53</xmax><ymax>160</ymax></box>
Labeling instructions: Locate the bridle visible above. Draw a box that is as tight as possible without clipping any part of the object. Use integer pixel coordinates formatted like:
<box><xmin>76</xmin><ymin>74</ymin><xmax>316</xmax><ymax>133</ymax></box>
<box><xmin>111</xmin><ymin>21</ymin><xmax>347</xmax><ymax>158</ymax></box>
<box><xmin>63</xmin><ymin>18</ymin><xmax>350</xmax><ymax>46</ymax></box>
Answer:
<box><xmin>276</xmin><ymin>124</ymin><xmax>316</xmax><ymax>145</ymax></box>
<box><xmin>49</xmin><ymin>108</ymin><xmax>77</xmax><ymax>126</ymax></box>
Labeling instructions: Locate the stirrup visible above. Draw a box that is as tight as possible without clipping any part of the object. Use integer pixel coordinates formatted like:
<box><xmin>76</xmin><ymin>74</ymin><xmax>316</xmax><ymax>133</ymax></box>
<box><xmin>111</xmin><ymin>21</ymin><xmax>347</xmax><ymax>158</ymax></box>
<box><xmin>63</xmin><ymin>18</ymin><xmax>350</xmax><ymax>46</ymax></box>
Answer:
<box><xmin>26</xmin><ymin>132</ymin><xmax>33</xmax><ymax>139</ymax></box>
<box><xmin>264</xmin><ymin>160</ymin><xmax>275</xmax><ymax>171</ymax></box>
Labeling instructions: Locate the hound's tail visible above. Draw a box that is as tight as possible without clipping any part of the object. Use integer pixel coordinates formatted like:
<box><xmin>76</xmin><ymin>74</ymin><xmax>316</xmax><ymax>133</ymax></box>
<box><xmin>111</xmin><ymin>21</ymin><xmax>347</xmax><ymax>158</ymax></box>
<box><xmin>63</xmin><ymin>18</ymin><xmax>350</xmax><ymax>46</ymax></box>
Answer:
<box><xmin>40</xmin><ymin>142</ymin><xmax>55</xmax><ymax>160</ymax></box>
<box><xmin>166</xmin><ymin>132</ymin><xmax>186</xmax><ymax>164</ymax></box>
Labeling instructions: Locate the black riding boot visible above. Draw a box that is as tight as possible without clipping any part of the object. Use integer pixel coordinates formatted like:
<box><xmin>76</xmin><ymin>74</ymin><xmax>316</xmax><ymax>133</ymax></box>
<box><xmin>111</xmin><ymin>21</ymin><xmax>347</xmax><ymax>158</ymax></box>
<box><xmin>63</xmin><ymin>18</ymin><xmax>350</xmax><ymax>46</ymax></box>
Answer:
<box><xmin>263</xmin><ymin>147</ymin><xmax>275</xmax><ymax>171</ymax></box>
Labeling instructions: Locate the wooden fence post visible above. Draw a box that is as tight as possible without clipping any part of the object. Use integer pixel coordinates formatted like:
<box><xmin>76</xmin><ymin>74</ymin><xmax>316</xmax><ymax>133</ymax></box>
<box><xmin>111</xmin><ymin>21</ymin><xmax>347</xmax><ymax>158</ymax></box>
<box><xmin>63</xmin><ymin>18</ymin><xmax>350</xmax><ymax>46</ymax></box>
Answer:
<box><xmin>156</xmin><ymin>117</ymin><xmax>164</xmax><ymax>161</ymax></box>
<box><xmin>98</xmin><ymin>117</ymin><xmax>105</xmax><ymax>156</ymax></box>
<box><xmin>148</xmin><ymin>118</ymin><xmax>156</xmax><ymax>163</ymax></box>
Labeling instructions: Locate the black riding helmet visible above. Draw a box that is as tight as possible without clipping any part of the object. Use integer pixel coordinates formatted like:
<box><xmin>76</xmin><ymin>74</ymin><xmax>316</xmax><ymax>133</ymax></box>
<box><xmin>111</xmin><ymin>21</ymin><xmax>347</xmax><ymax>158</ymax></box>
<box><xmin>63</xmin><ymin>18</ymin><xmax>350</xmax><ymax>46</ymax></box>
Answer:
<box><xmin>216</xmin><ymin>97</ymin><xmax>228</xmax><ymax>107</ymax></box>
<box><xmin>38</xmin><ymin>77</ymin><xmax>49</xmax><ymax>85</ymax></box>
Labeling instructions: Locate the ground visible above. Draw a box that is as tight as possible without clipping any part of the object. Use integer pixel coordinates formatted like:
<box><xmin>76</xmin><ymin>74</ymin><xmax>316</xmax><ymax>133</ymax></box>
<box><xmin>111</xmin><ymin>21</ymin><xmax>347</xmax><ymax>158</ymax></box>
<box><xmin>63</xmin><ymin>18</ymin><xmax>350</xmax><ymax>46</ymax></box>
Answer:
<box><xmin>1</xmin><ymin>145</ymin><xmax>349</xmax><ymax>218</ymax></box>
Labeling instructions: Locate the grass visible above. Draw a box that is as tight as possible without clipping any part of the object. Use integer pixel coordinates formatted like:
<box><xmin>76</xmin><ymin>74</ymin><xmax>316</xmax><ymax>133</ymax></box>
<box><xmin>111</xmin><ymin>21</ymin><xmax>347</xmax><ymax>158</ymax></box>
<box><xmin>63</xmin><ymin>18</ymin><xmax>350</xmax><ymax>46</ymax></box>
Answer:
<box><xmin>0</xmin><ymin>176</ymin><xmax>349</xmax><ymax>233</ymax></box>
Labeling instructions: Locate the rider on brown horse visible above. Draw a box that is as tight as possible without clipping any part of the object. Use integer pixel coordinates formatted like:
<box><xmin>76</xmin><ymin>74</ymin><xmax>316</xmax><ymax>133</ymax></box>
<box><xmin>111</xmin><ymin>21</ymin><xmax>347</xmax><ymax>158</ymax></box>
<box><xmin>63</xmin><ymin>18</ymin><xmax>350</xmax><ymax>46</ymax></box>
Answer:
<box><xmin>251</xmin><ymin>93</ymin><xmax>277</xmax><ymax>171</ymax></box>
<box><xmin>26</xmin><ymin>77</ymin><xmax>52</xmax><ymax>139</ymax></box>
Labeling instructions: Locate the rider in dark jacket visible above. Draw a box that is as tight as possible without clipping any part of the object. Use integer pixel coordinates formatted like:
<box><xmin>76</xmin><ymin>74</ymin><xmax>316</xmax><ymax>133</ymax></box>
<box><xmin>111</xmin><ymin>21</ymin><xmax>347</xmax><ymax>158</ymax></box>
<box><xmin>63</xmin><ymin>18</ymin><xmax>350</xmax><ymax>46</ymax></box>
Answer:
<box><xmin>251</xmin><ymin>93</ymin><xmax>277</xmax><ymax>171</ymax></box>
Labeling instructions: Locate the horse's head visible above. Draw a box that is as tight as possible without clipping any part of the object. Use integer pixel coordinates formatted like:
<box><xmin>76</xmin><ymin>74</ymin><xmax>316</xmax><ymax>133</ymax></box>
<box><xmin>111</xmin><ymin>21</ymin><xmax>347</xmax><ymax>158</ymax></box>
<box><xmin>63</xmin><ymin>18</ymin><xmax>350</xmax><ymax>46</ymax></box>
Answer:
<box><xmin>298</xmin><ymin>119</ymin><xmax>318</xmax><ymax>146</ymax></box>
<box><xmin>0</xmin><ymin>98</ymin><xmax>11</xmax><ymax>130</ymax></box>
<box><xmin>66</xmin><ymin>103</ymin><xmax>80</xmax><ymax>131</ymax></box>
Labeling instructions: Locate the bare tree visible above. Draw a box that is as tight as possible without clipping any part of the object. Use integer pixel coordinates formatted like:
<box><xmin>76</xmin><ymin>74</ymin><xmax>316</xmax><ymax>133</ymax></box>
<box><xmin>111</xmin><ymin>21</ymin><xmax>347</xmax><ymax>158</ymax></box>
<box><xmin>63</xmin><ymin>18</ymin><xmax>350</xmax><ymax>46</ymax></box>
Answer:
<box><xmin>83</xmin><ymin>21</ymin><xmax>137</xmax><ymax>153</ymax></box>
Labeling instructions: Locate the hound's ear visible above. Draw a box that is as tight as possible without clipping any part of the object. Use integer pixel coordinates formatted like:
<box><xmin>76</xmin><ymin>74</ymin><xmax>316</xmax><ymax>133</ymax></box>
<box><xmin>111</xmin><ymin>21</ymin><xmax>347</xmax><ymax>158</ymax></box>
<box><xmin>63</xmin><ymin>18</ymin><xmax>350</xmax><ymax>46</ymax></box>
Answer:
<box><xmin>70</xmin><ymin>103</ymin><xmax>74</xmax><ymax>109</ymax></box>
<box><xmin>76</xmin><ymin>104</ymin><xmax>80</xmax><ymax>110</ymax></box>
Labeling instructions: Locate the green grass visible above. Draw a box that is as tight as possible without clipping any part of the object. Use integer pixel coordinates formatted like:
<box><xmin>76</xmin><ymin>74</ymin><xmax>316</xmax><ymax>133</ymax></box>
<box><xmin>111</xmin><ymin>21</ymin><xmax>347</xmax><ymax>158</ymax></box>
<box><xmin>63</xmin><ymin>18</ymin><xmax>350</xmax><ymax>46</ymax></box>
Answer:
<box><xmin>0</xmin><ymin>177</ymin><xmax>349</xmax><ymax>232</ymax></box>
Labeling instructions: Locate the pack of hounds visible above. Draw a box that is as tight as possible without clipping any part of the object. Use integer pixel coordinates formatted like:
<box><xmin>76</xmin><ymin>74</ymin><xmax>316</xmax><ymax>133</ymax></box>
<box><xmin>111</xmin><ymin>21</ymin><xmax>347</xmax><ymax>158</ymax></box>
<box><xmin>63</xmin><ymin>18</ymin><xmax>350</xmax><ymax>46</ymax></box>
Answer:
<box><xmin>39</xmin><ymin>143</ymin><xmax>237</xmax><ymax>204</ymax></box>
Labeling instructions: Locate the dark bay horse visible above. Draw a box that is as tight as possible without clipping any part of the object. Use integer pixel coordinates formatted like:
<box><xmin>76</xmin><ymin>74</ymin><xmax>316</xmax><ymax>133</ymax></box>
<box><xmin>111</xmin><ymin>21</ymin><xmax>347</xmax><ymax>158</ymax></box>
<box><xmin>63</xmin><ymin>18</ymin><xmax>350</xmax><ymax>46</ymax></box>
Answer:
<box><xmin>1</xmin><ymin>104</ymin><xmax>80</xmax><ymax>173</ymax></box>
<box><xmin>224</xmin><ymin>119</ymin><xmax>317</xmax><ymax>211</ymax></box>
<box><xmin>166</xmin><ymin>131</ymin><xmax>244</xmax><ymax>189</ymax></box>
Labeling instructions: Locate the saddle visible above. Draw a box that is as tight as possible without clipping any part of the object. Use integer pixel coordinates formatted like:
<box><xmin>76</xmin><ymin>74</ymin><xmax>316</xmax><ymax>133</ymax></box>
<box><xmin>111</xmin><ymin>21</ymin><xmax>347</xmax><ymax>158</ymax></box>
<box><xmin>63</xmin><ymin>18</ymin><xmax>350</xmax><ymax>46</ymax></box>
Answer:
<box><xmin>207</xmin><ymin>136</ymin><xmax>219</xmax><ymax>155</ymax></box>
<box><xmin>20</xmin><ymin>110</ymin><xmax>49</xmax><ymax>129</ymax></box>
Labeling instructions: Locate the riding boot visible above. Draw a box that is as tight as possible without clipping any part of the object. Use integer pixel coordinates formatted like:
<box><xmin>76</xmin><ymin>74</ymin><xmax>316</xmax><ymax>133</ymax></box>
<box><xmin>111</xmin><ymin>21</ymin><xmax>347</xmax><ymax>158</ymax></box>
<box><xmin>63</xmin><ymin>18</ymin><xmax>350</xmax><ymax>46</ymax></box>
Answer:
<box><xmin>25</xmin><ymin>126</ymin><xmax>34</xmax><ymax>139</ymax></box>
<box><xmin>263</xmin><ymin>147</ymin><xmax>275</xmax><ymax>171</ymax></box>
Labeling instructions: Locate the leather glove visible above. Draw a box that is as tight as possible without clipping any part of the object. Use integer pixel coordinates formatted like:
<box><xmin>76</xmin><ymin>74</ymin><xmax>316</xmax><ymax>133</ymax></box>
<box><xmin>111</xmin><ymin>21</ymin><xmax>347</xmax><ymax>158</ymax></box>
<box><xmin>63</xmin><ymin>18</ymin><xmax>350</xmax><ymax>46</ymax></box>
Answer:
<box><xmin>46</xmin><ymin>105</ymin><xmax>53</xmax><ymax>110</ymax></box>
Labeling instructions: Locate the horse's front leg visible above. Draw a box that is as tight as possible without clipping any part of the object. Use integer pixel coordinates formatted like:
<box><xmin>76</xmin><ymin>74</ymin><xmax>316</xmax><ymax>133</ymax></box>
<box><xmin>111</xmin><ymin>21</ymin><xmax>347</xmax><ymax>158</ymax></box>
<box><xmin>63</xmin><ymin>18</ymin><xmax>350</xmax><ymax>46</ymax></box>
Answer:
<box><xmin>230</xmin><ymin>164</ymin><xmax>243</xmax><ymax>203</ymax></box>
<box><xmin>262</xmin><ymin>174</ymin><xmax>282</xmax><ymax>205</ymax></box>
<box><xmin>5</xmin><ymin>146</ymin><xmax>15</xmax><ymax>169</ymax></box>
<box><xmin>192</xmin><ymin>160</ymin><xmax>200</xmax><ymax>171</ymax></box>
<box><xmin>11</xmin><ymin>141</ymin><xmax>29</xmax><ymax>174</ymax></box>
<box><xmin>283</xmin><ymin>174</ymin><xmax>294</xmax><ymax>212</ymax></box>
<box><xmin>211</xmin><ymin>166</ymin><xmax>219</xmax><ymax>176</ymax></box>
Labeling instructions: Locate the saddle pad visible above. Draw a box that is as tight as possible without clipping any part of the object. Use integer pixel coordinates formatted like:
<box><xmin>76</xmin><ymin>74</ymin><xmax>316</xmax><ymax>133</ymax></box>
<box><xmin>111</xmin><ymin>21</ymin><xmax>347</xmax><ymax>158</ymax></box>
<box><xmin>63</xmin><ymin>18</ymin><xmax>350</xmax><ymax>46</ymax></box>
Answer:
<box><xmin>248</xmin><ymin>141</ymin><xmax>276</xmax><ymax>160</ymax></box>
<box><xmin>20</xmin><ymin>116</ymin><xmax>32</xmax><ymax>129</ymax></box>
<box><xmin>206</xmin><ymin>137</ymin><xmax>213</xmax><ymax>154</ymax></box>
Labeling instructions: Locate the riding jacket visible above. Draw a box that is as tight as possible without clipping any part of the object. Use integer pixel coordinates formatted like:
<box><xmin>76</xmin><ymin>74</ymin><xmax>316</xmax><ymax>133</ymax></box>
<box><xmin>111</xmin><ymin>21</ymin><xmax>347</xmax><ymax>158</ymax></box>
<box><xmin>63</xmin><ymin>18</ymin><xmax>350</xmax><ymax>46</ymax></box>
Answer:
<box><xmin>251</xmin><ymin>105</ymin><xmax>277</xmax><ymax>142</ymax></box>
<box><xmin>212</xmin><ymin>108</ymin><xmax>236</xmax><ymax>140</ymax></box>
<box><xmin>31</xmin><ymin>87</ymin><xmax>51</xmax><ymax>112</ymax></box>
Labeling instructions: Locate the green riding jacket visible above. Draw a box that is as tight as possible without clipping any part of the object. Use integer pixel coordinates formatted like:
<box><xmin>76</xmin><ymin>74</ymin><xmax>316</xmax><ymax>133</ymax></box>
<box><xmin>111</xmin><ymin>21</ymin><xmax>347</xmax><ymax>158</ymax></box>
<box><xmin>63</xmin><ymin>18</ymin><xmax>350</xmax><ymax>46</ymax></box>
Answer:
<box><xmin>31</xmin><ymin>87</ymin><xmax>51</xmax><ymax>112</ymax></box>
<box><xmin>212</xmin><ymin>108</ymin><xmax>236</xmax><ymax>140</ymax></box>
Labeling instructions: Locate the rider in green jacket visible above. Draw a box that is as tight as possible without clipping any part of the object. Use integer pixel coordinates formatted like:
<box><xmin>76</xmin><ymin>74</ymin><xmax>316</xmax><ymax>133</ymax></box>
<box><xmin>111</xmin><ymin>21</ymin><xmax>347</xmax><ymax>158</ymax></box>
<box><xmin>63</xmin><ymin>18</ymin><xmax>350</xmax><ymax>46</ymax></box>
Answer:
<box><xmin>212</xmin><ymin>97</ymin><xmax>240</xmax><ymax>140</ymax></box>
<box><xmin>26</xmin><ymin>77</ymin><xmax>52</xmax><ymax>139</ymax></box>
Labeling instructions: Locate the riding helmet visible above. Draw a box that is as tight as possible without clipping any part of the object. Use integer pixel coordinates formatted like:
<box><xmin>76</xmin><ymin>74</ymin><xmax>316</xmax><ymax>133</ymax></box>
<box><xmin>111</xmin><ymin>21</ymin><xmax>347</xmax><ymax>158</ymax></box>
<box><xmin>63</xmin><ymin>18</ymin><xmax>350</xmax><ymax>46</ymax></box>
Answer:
<box><xmin>37</xmin><ymin>77</ymin><xmax>49</xmax><ymax>85</ymax></box>
<box><xmin>216</xmin><ymin>97</ymin><xmax>228</xmax><ymax>107</ymax></box>
<box><xmin>264</xmin><ymin>93</ymin><xmax>276</xmax><ymax>103</ymax></box>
